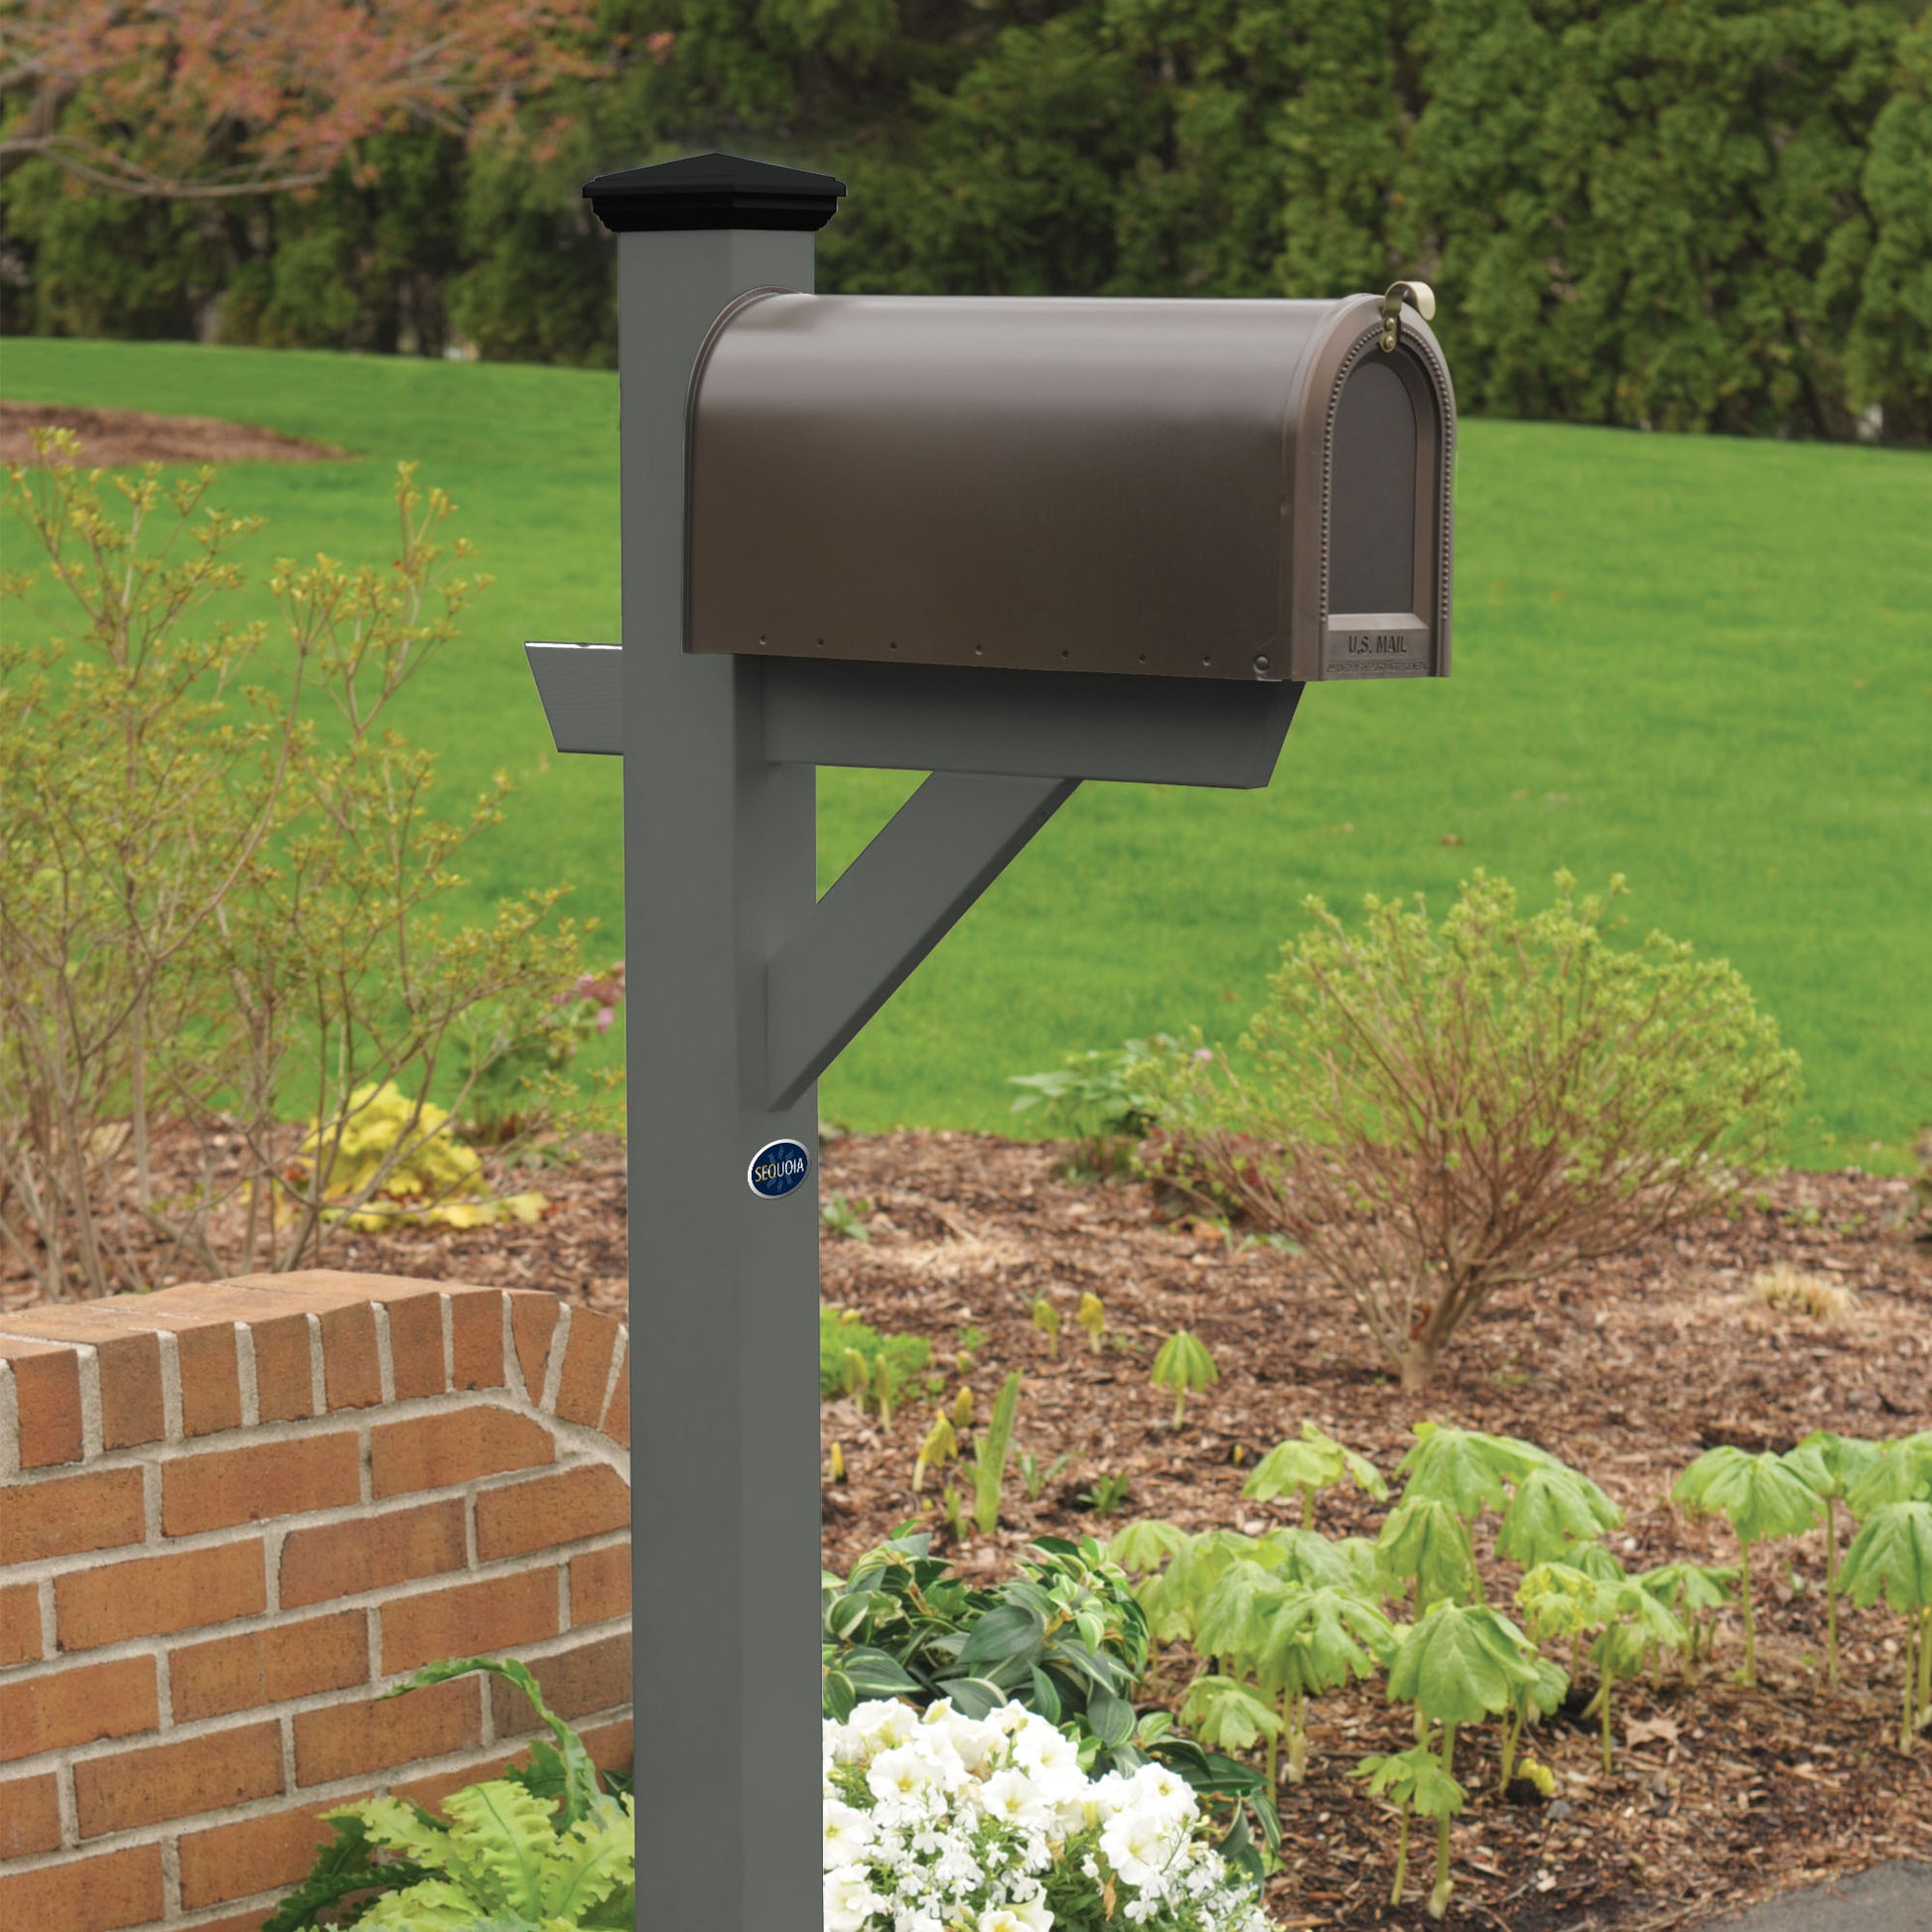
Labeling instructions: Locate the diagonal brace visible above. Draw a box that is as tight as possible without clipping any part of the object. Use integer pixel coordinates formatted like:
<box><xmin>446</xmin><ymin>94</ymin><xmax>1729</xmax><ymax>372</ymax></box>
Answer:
<box><xmin>766</xmin><ymin>771</ymin><xmax>1077</xmax><ymax>1109</ymax></box>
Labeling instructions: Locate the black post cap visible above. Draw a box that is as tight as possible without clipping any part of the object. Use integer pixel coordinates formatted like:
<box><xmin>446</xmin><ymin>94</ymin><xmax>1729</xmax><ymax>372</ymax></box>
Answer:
<box><xmin>584</xmin><ymin>152</ymin><xmax>846</xmax><ymax>234</ymax></box>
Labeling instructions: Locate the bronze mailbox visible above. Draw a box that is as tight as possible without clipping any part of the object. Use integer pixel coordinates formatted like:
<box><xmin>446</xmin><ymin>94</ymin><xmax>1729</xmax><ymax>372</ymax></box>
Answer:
<box><xmin>685</xmin><ymin>290</ymin><xmax>1453</xmax><ymax>683</ymax></box>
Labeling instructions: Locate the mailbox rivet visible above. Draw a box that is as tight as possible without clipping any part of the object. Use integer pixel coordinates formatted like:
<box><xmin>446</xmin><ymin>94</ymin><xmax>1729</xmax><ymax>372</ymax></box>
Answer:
<box><xmin>1254</xmin><ymin>654</ymin><xmax>1270</xmax><ymax>672</ymax></box>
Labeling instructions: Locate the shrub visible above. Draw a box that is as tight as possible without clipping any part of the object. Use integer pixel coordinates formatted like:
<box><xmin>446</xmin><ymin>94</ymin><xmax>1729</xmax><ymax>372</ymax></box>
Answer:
<box><xmin>1145</xmin><ymin>873</ymin><xmax>1800</xmax><ymax>1390</ymax></box>
<box><xmin>1009</xmin><ymin>1035</ymin><xmax>1181</xmax><ymax>1175</ymax></box>
<box><xmin>0</xmin><ymin>437</ymin><xmax>590</xmax><ymax>1297</ymax></box>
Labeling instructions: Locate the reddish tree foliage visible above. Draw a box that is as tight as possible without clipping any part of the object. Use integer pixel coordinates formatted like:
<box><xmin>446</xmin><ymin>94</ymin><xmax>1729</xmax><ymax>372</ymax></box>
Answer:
<box><xmin>0</xmin><ymin>0</ymin><xmax>598</xmax><ymax>200</ymax></box>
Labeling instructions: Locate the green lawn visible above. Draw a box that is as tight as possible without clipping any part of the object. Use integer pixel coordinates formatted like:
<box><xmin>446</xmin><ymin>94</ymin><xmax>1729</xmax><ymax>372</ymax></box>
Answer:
<box><xmin>4</xmin><ymin>337</ymin><xmax>1928</xmax><ymax>1169</ymax></box>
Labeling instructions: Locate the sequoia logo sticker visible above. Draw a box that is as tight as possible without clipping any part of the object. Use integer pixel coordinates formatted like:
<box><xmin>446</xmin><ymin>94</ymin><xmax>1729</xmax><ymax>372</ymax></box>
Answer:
<box><xmin>747</xmin><ymin>1139</ymin><xmax>810</xmax><ymax>1199</ymax></box>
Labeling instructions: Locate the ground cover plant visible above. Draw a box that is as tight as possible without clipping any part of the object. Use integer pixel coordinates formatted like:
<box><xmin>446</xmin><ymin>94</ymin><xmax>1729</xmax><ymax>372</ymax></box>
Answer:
<box><xmin>1</xmin><ymin>344</ymin><xmax>1927</xmax><ymax>1172</ymax></box>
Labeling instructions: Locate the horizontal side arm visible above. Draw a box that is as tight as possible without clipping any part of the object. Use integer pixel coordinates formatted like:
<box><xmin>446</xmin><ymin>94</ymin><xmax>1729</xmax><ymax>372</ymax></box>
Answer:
<box><xmin>526</xmin><ymin>641</ymin><xmax>1302</xmax><ymax>786</ymax></box>
<box><xmin>763</xmin><ymin>658</ymin><xmax>1301</xmax><ymax>787</ymax></box>
<box><xmin>765</xmin><ymin>771</ymin><xmax>1078</xmax><ymax>1109</ymax></box>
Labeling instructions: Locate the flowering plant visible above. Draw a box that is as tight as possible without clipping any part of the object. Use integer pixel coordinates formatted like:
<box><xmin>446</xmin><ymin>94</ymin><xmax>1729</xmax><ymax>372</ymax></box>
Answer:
<box><xmin>824</xmin><ymin>1697</ymin><xmax>1274</xmax><ymax>1932</ymax></box>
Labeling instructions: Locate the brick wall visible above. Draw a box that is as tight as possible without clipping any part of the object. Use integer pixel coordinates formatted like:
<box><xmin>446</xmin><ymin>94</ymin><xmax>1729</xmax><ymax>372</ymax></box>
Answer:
<box><xmin>0</xmin><ymin>1273</ymin><xmax>631</xmax><ymax>1932</ymax></box>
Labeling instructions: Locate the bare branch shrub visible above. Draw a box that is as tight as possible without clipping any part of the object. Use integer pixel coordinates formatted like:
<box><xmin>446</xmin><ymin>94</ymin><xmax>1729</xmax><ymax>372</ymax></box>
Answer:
<box><xmin>1144</xmin><ymin>873</ymin><xmax>1801</xmax><ymax>1392</ymax></box>
<box><xmin>0</xmin><ymin>433</ymin><xmax>594</xmax><ymax>1299</ymax></box>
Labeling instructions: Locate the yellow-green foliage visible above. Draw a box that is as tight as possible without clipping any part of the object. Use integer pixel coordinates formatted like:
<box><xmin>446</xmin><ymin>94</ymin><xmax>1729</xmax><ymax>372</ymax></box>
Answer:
<box><xmin>301</xmin><ymin>1081</ymin><xmax>545</xmax><ymax>1231</ymax></box>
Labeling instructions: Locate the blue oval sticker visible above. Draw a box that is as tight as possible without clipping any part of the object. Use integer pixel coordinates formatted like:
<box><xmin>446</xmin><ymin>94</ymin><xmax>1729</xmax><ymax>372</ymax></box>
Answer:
<box><xmin>747</xmin><ymin>1139</ymin><xmax>810</xmax><ymax>1200</ymax></box>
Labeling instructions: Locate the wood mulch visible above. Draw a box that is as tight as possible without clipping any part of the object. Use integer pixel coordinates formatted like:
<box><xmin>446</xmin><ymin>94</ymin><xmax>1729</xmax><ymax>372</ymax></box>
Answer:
<box><xmin>6</xmin><ymin>1128</ymin><xmax>1928</xmax><ymax>1927</ymax></box>
<box><xmin>0</xmin><ymin>398</ymin><xmax>351</xmax><ymax>467</ymax></box>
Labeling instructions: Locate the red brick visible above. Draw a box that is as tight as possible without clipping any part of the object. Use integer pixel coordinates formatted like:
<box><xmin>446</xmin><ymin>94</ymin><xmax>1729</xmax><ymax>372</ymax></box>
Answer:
<box><xmin>0</xmin><ymin>1583</ymin><xmax>42</xmax><ymax>1666</ymax></box>
<box><xmin>0</xmin><ymin>1844</ymin><xmax>163</xmax><ymax>1932</ymax></box>
<box><xmin>509</xmin><ymin>1292</ymin><xmax>559</xmax><ymax>1403</ymax></box>
<box><xmin>0</xmin><ymin>1465</ymin><xmax>144</xmax><ymax>1565</ymax></box>
<box><xmin>0</xmin><ymin>1770</ymin><xmax>63</xmax><ymax>1857</ymax></box>
<box><xmin>488</xmin><ymin>1632</ymin><xmax>629</xmax><ymax>1734</ymax></box>
<box><xmin>553</xmin><ymin>1310</ymin><xmax>619</xmax><ymax>1427</ymax></box>
<box><xmin>0</xmin><ymin>1312</ymin><xmax>164</xmax><ymax>1449</ymax></box>
<box><xmin>171</xmin><ymin>1608</ymin><xmax>368</xmax><ymax>1722</ymax></box>
<box><xmin>247</xmin><ymin>1309</ymin><xmax>319</xmax><ymax>1423</ymax></box>
<box><xmin>380</xmin><ymin>1567</ymin><xmax>558</xmax><ymax>1674</ymax></box>
<box><xmin>390</xmin><ymin>1746</ymin><xmax>519</xmax><ymax>1814</ymax></box>
<box><xmin>0</xmin><ymin>1337</ymin><xmax>83</xmax><ymax>1467</ymax></box>
<box><xmin>294</xmin><ymin>1674</ymin><xmax>480</xmax><ymax>1785</ymax></box>
<box><xmin>476</xmin><ymin>1463</ymin><xmax>628</xmax><ymax>1562</ymax></box>
<box><xmin>0</xmin><ymin>1655</ymin><xmax>157</xmax><ymax>1762</ymax></box>
<box><xmin>581</xmin><ymin>1716</ymin><xmax>633</xmax><ymax>1778</ymax></box>
<box><xmin>569</xmin><ymin>1544</ymin><xmax>631</xmax><ymax>1626</ymax></box>
<box><xmin>319</xmin><ymin>1302</ymin><xmax>382</xmax><ymax>1410</ymax></box>
<box><xmin>280</xmin><ymin>1497</ymin><xmax>467</xmax><ymax>1608</ymax></box>
<box><xmin>162</xmin><ymin>1430</ymin><xmax>359</xmax><ymax>1536</ymax></box>
<box><xmin>74</xmin><ymin>1720</ymin><xmax>282</xmax><ymax>1836</ymax></box>
<box><xmin>450</xmin><ymin>1288</ymin><xmax>506</xmax><ymax>1389</ymax></box>
<box><xmin>369</xmin><ymin>1404</ymin><xmax>552</xmax><ymax>1498</ymax></box>
<box><xmin>600</xmin><ymin>1350</ymin><xmax>630</xmax><ymax>1449</ymax></box>
<box><xmin>56</xmin><ymin>1539</ymin><xmax>265</xmax><ymax>1650</ymax></box>
<box><xmin>179</xmin><ymin>1802</ymin><xmax>341</xmax><ymax>1908</ymax></box>
<box><xmin>380</xmin><ymin>1291</ymin><xmax>446</xmax><ymax>1400</ymax></box>
<box><xmin>193</xmin><ymin>1913</ymin><xmax>277</xmax><ymax>1932</ymax></box>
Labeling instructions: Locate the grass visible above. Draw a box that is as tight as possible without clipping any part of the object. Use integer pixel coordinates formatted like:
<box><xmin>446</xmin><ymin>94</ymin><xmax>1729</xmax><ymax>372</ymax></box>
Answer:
<box><xmin>4</xmin><ymin>336</ymin><xmax>1928</xmax><ymax>1170</ymax></box>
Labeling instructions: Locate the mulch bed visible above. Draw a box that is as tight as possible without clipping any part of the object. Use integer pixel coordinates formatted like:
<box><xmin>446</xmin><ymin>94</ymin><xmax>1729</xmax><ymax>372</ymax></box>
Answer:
<box><xmin>7</xmin><ymin>1128</ymin><xmax>1928</xmax><ymax>1927</ymax></box>
<box><xmin>0</xmin><ymin>398</ymin><xmax>351</xmax><ymax>468</ymax></box>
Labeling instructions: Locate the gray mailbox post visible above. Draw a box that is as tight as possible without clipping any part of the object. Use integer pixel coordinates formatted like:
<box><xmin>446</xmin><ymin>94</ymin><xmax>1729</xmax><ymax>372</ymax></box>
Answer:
<box><xmin>523</xmin><ymin>150</ymin><xmax>1453</xmax><ymax>1929</ymax></box>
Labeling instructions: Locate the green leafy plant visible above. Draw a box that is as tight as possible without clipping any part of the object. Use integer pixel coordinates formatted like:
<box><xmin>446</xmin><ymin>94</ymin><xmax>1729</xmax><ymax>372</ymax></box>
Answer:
<box><xmin>1020</xmin><ymin>1448</ymin><xmax>1071</xmax><ymax>1501</ymax></box>
<box><xmin>1008</xmin><ymin>1035</ymin><xmax>1176</xmax><ymax>1173</ymax></box>
<box><xmin>1141</xmin><ymin>873</ymin><xmax>1801</xmax><ymax>1389</ymax></box>
<box><xmin>1352</xmin><ymin>1744</ymin><xmax>1465</xmax><ymax>1915</ymax></box>
<box><xmin>1672</xmin><ymin>1447</ymin><xmax>1822</xmax><ymax>1686</ymax></box>
<box><xmin>266</xmin><ymin>1657</ymin><xmax>629</xmax><ymax>1932</ymax></box>
<box><xmin>1243</xmin><ymin>1421</ymin><xmax>1388</xmax><ymax>1530</ymax></box>
<box><xmin>1077</xmin><ymin>1291</ymin><xmax>1107</xmax><ymax>1353</ymax></box>
<box><xmin>1781</xmin><ymin>1431</ymin><xmax>1884</xmax><ymax>1686</ymax></box>
<box><xmin>1085</xmin><ymin>1469</ymin><xmax>1134</xmax><ymax>1518</ymax></box>
<box><xmin>1382</xmin><ymin>1599</ymin><xmax>1545</xmax><ymax>1918</ymax></box>
<box><xmin>1635</xmin><ymin>1563</ymin><xmax>1738</xmax><ymax>1679</ymax></box>
<box><xmin>1032</xmin><ymin>1295</ymin><xmax>1061</xmax><ymax>1358</ymax></box>
<box><xmin>1839</xmin><ymin>1501</ymin><xmax>1932</xmax><ymax>1752</ymax></box>
<box><xmin>912</xmin><ymin>1414</ymin><xmax>957</xmax><ymax>1492</ymax></box>
<box><xmin>820</xmin><ymin>1190</ymin><xmax>873</xmax><ymax>1241</ymax></box>
<box><xmin>817</xmin><ymin>1306</ymin><xmax>928</xmax><ymax>1407</ymax></box>
<box><xmin>968</xmin><ymin>1369</ymin><xmax>1022</xmax><ymax>1536</ymax></box>
<box><xmin>1151</xmin><ymin>1328</ymin><xmax>1218</xmax><ymax>1428</ymax></box>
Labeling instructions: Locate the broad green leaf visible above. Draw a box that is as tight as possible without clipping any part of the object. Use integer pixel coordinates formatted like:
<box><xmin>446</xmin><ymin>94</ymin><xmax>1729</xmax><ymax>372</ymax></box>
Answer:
<box><xmin>1845</xmin><ymin>1436</ymin><xmax>1932</xmax><ymax>1518</ymax></box>
<box><xmin>1399</xmin><ymin>1423</ymin><xmax>1555</xmax><ymax>1520</ymax></box>
<box><xmin>1377</xmin><ymin>1497</ymin><xmax>1479</xmax><ymax>1608</ymax></box>
<box><xmin>1178</xmin><ymin>1675</ymin><xmax>1283</xmax><ymax>1752</ymax></box>
<box><xmin>1086</xmin><ymin>1688</ymin><xmax>1138</xmax><ymax>1747</ymax></box>
<box><xmin>1781</xmin><ymin>1431</ymin><xmax>1884</xmax><ymax>1502</ymax></box>
<box><xmin>1839</xmin><ymin>1501</ymin><xmax>1932</xmax><ymax>1614</ymax></box>
<box><xmin>1637</xmin><ymin>1563</ymin><xmax>1736</xmax><ymax>1618</ymax></box>
<box><xmin>1259</xmin><ymin>1527</ymin><xmax>1354</xmax><ymax>1590</ymax></box>
<box><xmin>1106</xmin><ymin>1520</ymin><xmax>1193</xmax><ymax>1575</ymax></box>
<box><xmin>1151</xmin><ymin>1329</ymin><xmax>1218</xmax><ymax>1394</ymax></box>
<box><xmin>1495</xmin><ymin>1465</ymin><xmax>1623</xmax><ymax>1566</ymax></box>
<box><xmin>540</xmin><ymin>1798</ymin><xmax>634</xmax><ymax>1922</ymax></box>
<box><xmin>1672</xmin><ymin>1447</ymin><xmax>1822</xmax><ymax>1546</ymax></box>
<box><xmin>1243</xmin><ymin>1436</ymin><xmax>1340</xmax><ymax>1505</ymax></box>
<box><xmin>1353</xmin><ymin>1743</ymin><xmax>1465</xmax><ymax>1820</ymax></box>
<box><xmin>1251</xmin><ymin>1586</ymin><xmax>1396</xmax><ymax>1699</ymax></box>
<box><xmin>1193</xmin><ymin>1560</ymin><xmax>1281</xmax><ymax>1671</ymax></box>
<box><xmin>440</xmin><ymin>1781</ymin><xmax>561</xmax><ymax>1917</ymax></box>
<box><xmin>1515</xmin><ymin>1562</ymin><xmax>1604</xmax><ymax>1643</ymax></box>
<box><xmin>954</xmin><ymin>1601</ymin><xmax>1044</xmax><ymax>1670</ymax></box>
<box><xmin>1386</xmin><ymin>1600</ymin><xmax>1540</xmax><ymax>1726</ymax></box>
<box><xmin>357</xmin><ymin>1879</ymin><xmax>492</xmax><ymax>1930</ymax></box>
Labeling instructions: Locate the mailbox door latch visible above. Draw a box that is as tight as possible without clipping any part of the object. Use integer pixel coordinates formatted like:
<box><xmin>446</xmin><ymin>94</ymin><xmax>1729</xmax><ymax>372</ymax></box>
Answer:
<box><xmin>1379</xmin><ymin>279</ymin><xmax>1437</xmax><ymax>352</ymax></box>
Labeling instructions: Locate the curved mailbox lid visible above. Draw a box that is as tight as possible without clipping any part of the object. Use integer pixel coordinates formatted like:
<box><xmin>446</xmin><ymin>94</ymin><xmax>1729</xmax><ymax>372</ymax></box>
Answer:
<box><xmin>686</xmin><ymin>291</ymin><xmax>1452</xmax><ymax>683</ymax></box>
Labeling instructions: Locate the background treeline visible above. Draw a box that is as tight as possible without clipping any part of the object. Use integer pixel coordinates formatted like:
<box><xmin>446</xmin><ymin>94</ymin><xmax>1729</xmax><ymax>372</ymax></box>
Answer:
<box><xmin>3</xmin><ymin>0</ymin><xmax>1928</xmax><ymax>441</ymax></box>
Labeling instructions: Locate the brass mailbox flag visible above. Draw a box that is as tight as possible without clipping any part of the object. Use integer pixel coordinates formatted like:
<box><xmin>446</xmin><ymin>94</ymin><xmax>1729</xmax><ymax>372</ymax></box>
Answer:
<box><xmin>685</xmin><ymin>289</ymin><xmax>1453</xmax><ymax>684</ymax></box>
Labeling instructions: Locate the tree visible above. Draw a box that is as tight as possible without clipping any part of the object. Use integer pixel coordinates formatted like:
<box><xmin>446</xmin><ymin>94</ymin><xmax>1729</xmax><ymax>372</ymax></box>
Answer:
<box><xmin>0</xmin><ymin>0</ymin><xmax>596</xmax><ymax>202</ymax></box>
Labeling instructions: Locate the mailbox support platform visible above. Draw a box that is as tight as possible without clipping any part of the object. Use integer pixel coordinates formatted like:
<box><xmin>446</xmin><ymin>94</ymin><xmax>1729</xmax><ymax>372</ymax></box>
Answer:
<box><xmin>523</xmin><ymin>148</ymin><xmax>1450</xmax><ymax>1932</ymax></box>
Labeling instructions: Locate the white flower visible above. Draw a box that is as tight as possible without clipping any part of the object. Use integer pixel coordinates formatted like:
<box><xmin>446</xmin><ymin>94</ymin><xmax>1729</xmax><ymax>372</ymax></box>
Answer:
<box><xmin>824</xmin><ymin>1864</ymin><xmax>886</xmax><ymax>1932</ymax></box>
<box><xmin>868</xmin><ymin>1744</ymin><xmax>948</xmax><ymax>1809</ymax></box>
<box><xmin>822</xmin><ymin>1799</ymin><xmax>875</xmax><ymax>1870</ymax></box>
<box><xmin>1100</xmin><ymin>1806</ymin><xmax>1180</xmax><ymax>1888</ymax></box>
<box><xmin>851</xmin><ymin>1698</ymin><xmax>921</xmax><ymax>1753</ymax></box>
<box><xmin>977</xmin><ymin>1767</ymin><xmax>1054</xmax><ymax>1833</ymax></box>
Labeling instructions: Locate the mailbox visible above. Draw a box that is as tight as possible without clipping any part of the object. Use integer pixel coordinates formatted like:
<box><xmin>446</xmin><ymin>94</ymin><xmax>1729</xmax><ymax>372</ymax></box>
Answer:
<box><xmin>685</xmin><ymin>289</ymin><xmax>1453</xmax><ymax>684</ymax></box>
